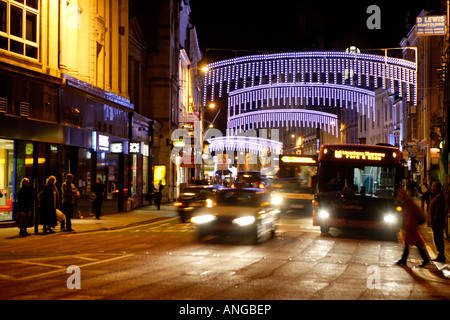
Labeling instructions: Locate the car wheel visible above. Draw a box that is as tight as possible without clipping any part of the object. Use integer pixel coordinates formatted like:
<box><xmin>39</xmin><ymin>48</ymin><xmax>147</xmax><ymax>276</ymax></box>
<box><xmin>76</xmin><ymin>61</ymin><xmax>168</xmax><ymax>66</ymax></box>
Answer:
<box><xmin>253</xmin><ymin>221</ymin><xmax>262</xmax><ymax>244</ymax></box>
<box><xmin>320</xmin><ymin>226</ymin><xmax>330</xmax><ymax>234</ymax></box>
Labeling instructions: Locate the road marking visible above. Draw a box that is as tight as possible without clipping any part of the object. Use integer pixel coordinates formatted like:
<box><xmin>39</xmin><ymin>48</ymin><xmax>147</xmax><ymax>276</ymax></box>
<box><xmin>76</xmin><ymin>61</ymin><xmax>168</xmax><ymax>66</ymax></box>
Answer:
<box><xmin>9</xmin><ymin>260</ymin><xmax>66</xmax><ymax>269</ymax></box>
<box><xmin>0</xmin><ymin>254</ymin><xmax>133</xmax><ymax>281</ymax></box>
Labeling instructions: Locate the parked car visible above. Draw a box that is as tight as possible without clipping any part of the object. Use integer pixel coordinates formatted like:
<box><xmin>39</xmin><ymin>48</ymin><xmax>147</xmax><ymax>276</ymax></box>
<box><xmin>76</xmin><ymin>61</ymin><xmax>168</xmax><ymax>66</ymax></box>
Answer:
<box><xmin>190</xmin><ymin>188</ymin><xmax>280</xmax><ymax>244</ymax></box>
<box><xmin>174</xmin><ymin>185</ymin><xmax>224</xmax><ymax>223</ymax></box>
<box><xmin>232</xmin><ymin>171</ymin><xmax>273</xmax><ymax>191</ymax></box>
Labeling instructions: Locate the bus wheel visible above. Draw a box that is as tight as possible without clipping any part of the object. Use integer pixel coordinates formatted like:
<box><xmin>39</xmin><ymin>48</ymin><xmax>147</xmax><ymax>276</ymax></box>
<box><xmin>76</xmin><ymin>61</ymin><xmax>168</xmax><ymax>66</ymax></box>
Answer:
<box><xmin>320</xmin><ymin>226</ymin><xmax>330</xmax><ymax>234</ymax></box>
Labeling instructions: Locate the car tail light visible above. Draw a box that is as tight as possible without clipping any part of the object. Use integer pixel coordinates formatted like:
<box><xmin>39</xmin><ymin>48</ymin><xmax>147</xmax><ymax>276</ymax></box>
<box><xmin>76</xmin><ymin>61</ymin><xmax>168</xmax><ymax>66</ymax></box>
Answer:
<box><xmin>173</xmin><ymin>202</ymin><xmax>184</xmax><ymax>207</ymax></box>
<box><xmin>231</xmin><ymin>183</ymin><xmax>236</xmax><ymax>188</ymax></box>
<box><xmin>259</xmin><ymin>183</ymin><xmax>265</xmax><ymax>189</ymax></box>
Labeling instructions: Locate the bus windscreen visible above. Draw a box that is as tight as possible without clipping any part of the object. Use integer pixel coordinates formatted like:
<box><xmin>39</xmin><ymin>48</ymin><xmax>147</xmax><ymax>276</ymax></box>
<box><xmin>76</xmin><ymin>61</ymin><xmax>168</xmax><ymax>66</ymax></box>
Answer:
<box><xmin>319</xmin><ymin>164</ymin><xmax>397</xmax><ymax>198</ymax></box>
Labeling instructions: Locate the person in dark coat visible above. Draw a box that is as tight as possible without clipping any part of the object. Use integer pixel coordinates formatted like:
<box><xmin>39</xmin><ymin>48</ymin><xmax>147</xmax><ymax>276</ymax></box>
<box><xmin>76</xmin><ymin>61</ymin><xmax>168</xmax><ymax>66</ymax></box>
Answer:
<box><xmin>17</xmin><ymin>178</ymin><xmax>33</xmax><ymax>236</ymax></box>
<box><xmin>40</xmin><ymin>175</ymin><xmax>59</xmax><ymax>233</ymax></box>
<box><xmin>92</xmin><ymin>178</ymin><xmax>105</xmax><ymax>220</ymax></box>
<box><xmin>154</xmin><ymin>180</ymin><xmax>163</xmax><ymax>210</ymax></box>
<box><xmin>428</xmin><ymin>181</ymin><xmax>447</xmax><ymax>263</ymax></box>
<box><xmin>396</xmin><ymin>188</ymin><xmax>429</xmax><ymax>267</ymax></box>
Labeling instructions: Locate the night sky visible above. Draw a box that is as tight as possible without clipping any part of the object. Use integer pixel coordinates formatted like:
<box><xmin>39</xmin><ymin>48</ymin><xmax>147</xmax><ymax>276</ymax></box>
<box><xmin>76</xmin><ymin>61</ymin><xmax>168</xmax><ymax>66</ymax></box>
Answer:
<box><xmin>190</xmin><ymin>0</ymin><xmax>441</xmax><ymax>60</ymax></box>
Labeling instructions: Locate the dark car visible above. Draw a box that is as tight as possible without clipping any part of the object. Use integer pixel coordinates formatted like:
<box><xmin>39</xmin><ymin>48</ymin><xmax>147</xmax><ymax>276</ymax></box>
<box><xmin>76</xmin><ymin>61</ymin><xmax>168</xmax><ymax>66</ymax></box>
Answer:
<box><xmin>232</xmin><ymin>171</ymin><xmax>273</xmax><ymax>191</ymax></box>
<box><xmin>190</xmin><ymin>188</ymin><xmax>280</xmax><ymax>244</ymax></box>
<box><xmin>174</xmin><ymin>185</ymin><xmax>224</xmax><ymax>222</ymax></box>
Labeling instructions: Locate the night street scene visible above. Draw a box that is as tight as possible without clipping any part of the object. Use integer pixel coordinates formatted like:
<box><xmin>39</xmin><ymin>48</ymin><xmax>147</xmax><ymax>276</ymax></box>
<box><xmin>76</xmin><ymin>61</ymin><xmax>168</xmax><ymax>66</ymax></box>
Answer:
<box><xmin>0</xmin><ymin>0</ymin><xmax>449</xmax><ymax>315</ymax></box>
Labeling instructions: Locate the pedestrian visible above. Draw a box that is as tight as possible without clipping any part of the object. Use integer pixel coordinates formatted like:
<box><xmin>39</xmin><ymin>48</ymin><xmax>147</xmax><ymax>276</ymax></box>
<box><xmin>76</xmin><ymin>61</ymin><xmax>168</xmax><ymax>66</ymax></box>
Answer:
<box><xmin>92</xmin><ymin>178</ymin><xmax>104</xmax><ymax>220</ymax></box>
<box><xmin>418</xmin><ymin>177</ymin><xmax>431</xmax><ymax>212</ymax></box>
<box><xmin>17</xmin><ymin>178</ymin><xmax>33</xmax><ymax>236</ymax></box>
<box><xmin>396</xmin><ymin>188</ymin><xmax>429</xmax><ymax>267</ymax></box>
<box><xmin>407</xmin><ymin>177</ymin><xmax>416</xmax><ymax>198</ymax></box>
<box><xmin>39</xmin><ymin>175</ymin><xmax>59</xmax><ymax>233</ymax></box>
<box><xmin>61</xmin><ymin>173</ymin><xmax>79</xmax><ymax>232</ymax></box>
<box><xmin>154</xmin><ymin>180</ymin><xmax>163</xmax><ymax>210</ymax></box>
<box><xmin>428</xmin><ymin>181</ymin><xmax>447</xmax><ymax>263</ymax></box>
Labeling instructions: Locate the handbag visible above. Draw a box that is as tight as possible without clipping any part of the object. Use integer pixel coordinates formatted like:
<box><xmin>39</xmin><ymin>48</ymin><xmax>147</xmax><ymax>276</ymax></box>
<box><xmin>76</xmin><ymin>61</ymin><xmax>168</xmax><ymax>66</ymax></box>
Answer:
<box><xmin>89</xmin><ymin>192</ymin><xmax>97</xmax><ymax>202</ymax></box>
<box><xmin>16</xmin><ymin>211</ymin><xmax>30</xmax><ymax>228</ymax></box>
<box><xmin>56</xmin><ymin>209</ymin><xmax>66</xmax><ymax>222</ymax></box>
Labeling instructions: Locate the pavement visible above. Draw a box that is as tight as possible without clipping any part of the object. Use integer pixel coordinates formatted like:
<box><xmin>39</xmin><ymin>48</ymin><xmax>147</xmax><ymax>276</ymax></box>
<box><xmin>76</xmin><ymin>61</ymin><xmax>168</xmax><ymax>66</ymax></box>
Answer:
<box><xmin>0</xmin><ymin>203</ymin><xmax>178</xmax><ymax>240</ymax></box>
<box><xmin>0</xmin><ymin>200</ymin><xmax>449</xmax><ymax>280</ymax></box>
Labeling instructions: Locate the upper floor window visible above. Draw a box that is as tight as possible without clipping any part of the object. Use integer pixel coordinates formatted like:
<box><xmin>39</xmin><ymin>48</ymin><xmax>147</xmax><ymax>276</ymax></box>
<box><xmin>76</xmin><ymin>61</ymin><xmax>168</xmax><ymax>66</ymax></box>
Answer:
<box><xmin>0</xmin><ymin>0</ymin><xmax>39</xmax><ymax>59</ymax></box>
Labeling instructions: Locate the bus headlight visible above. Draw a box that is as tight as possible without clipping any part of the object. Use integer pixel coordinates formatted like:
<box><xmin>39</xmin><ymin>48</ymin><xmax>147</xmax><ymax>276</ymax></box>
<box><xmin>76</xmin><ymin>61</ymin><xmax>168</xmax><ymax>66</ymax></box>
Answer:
<box><xmin>191</xmin><ymin>215</ymin><xmax>216</xmax><ymax>224</ymax></box>
<box><xmin>233</xmin><ymin>216</ymin><xmax>256</xmax><ymax>226</ymax></box>
<box><xmin>272</xmin><ymin>195</ymin><xmax>283</xmax><ymax>205</ymax></box>
<box><xmin>383</xmin><ymin>214</ymin><xmax>396</xmax><ymax>224</ymax></box>
<box><xmin>318</xmin><ymin>210</ymin><xmax>329</xmax><ymax>218</ymax></box>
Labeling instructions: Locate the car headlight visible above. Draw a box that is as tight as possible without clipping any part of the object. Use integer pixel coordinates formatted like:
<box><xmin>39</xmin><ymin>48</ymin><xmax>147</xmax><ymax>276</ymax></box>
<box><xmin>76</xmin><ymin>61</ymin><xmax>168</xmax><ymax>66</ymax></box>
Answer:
<box><xmin>191</xmin><ymin>215</ymin><xmax>216</xmax><ymax>224</ymax></box>
<box><xmin>272</xmin><ymin>195</ymin><xmax>283</xmax><ymax>205</ymax></box>
<box><xmin>318</xmin><ymin>210</ymin><xmax>329</xmax><ymax>218</ymax></box>
<box><xmin>383</xmin><ymin>214</ymin><xmax>397</xmax><ymax>224</ymax></box>
<box><xmin>233</xmin><ymin>216</ymin><xmax>256</xmax><ymax>226</ymax></box>
<box><xmin>206</xmin><ymin>198</ymin><xmax>214</xmax><ymax>208</ymax></box>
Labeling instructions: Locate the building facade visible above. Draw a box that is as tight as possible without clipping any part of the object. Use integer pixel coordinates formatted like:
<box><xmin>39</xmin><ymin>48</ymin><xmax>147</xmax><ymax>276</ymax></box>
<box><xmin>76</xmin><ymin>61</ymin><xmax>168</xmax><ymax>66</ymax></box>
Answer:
<box><xmin>400</xmin><ymin>10</ymin><xmax>444</xmax><ymax>184</ymax></box>
<box><xmin>0</xmin><ymin>0</ymin><xmax>154</xmax><ymax>222</ymax></box>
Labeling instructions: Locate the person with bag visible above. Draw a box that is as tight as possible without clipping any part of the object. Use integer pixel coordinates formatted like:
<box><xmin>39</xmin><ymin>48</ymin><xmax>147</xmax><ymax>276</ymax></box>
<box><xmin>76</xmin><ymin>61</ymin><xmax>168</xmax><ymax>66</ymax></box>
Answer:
<box><xmin>61</xmin><ymin>173</ymin><xmax>79</xmax><ymax>232</ymax></box>
<box><xmin>396</xmin><ymin>188</ymin><xmax>429</xmax><ymax>267</ymax></box>
<box><xmin>17</xmin><ymin>178</ymin><xmax>33</xmax><ymax>236</ymax></box>
<box><xmin>428</xmin><ymin>181</ymin><xmax>447</xmax><ymax>263</ymax></box>
<box><xmin>40</xmin><ymin>176</ymin><xmax>59</xmax><ymax>233</ymax></box>
<box><xmin>418</xmin><ymin>177</ymin><xmax>431</xmax><ymax>212</ymax></box>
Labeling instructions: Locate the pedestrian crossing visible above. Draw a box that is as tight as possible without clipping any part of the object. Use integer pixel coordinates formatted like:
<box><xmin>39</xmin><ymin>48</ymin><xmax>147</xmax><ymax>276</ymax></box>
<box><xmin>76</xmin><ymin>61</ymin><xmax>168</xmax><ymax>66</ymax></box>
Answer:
<box><xmin>104</xmin><ymin>217</ymin><xmax>197</xmax><ymax>235</ymax></box>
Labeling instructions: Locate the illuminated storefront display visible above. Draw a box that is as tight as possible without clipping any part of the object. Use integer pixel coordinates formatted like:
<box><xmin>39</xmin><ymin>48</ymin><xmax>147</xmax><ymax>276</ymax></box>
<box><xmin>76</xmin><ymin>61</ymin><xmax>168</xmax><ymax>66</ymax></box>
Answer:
<box><xmin>281</xmin><ymin>156</ymin><xmax>317</xmax><ymax>164</ymax></box>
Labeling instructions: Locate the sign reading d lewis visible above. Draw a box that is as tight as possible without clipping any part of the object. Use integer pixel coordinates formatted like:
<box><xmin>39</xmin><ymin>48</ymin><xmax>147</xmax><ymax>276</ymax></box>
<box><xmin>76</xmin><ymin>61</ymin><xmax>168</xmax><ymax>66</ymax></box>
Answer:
<box><xmin>416</xmin><ymin>15</ymin><xmax>446</xmax><ymax>36</ymax></box>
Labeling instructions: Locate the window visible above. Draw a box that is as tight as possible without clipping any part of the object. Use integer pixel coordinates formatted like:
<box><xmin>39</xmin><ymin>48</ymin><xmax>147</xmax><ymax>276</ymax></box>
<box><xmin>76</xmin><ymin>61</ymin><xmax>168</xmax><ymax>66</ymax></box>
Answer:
<box><xmin>0</xmin><ymin>0</ymin><xmax>39</xmax><ymax>59</ymax></box>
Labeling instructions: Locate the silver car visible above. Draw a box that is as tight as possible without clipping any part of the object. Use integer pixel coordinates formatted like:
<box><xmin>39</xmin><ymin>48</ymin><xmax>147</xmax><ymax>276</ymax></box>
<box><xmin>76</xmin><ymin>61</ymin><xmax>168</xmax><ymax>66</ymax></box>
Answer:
<box><xmin>190</xmin><ymin>188</ymin><xmax>280</xmax><ymax>244</ymax></box>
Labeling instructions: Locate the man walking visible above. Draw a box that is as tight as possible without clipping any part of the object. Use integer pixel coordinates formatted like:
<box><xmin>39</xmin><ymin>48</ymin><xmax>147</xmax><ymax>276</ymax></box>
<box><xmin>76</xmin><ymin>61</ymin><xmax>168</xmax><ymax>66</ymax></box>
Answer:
<box><xmin>61</xmin><ymin>173</ymin><xmax>80</xmax><ymax>232</ymax></box>
<box><xmin>428</xmin><ymin>181</ymin><xmax>447</xmax><ymax>263</ymax></box>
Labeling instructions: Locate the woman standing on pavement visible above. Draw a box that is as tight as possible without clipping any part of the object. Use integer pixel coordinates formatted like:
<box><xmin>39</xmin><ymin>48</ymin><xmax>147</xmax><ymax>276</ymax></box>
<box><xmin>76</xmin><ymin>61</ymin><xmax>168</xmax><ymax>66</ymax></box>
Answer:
<box><xmin>396</xmin><ymin>188</ymin><xmax>430</xmax><ymax>267</ymax></box>
<box><xmin>17</xmin><ymin>178</ymin><xmax>33</xmax><ymax>236</ymax></box>
<box><xmin>40</xmin><ymin>176</ymin><xmax>59</xmax><ymax>233</ymax></box>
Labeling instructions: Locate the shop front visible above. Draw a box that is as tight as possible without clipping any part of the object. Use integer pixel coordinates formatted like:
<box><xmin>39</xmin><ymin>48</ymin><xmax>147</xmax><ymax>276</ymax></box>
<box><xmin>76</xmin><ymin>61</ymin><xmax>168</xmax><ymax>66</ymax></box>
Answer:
<box><xmin>129</xmin><ymin>113</ymin><xmax>151</xmax><ymax>208</ymax></box>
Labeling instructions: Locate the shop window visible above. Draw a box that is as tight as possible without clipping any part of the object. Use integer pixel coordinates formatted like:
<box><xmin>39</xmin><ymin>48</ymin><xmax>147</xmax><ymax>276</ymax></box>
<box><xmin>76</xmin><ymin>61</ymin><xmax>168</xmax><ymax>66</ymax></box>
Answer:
<box><xmin>0</xmin><ymin>139</ymin><xmax>14</xmax><ymax>221</ymax></box>
<box><xmin>0</xmin><ymin>0</ymin><xmax>39</xmax><ymax>59</ymax></box>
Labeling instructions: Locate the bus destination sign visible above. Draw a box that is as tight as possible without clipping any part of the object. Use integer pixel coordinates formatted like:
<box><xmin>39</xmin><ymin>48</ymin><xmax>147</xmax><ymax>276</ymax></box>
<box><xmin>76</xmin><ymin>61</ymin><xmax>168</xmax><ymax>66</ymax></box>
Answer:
<box><xmin>334</xmin><ymin>150</ymin><xmax>386</xmax><ymax>161</ymax></box>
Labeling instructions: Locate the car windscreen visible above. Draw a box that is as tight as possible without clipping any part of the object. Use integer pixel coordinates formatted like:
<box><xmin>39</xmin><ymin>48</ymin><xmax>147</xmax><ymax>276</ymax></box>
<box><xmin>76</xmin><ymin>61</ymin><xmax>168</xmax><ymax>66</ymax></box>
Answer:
<box><xmin>215</xmin><ymin>191</ymin><xmax>264</xmax><ymax>206</ymax></box>
<box><xmin>237</xmin><ymin>173</ymin><xmax>261</xmax><ymax>182</ymax></box>
<box><xmin>180</xmin><ymin>188</ymin><xmax>212</xmax><ymax>197</ymax></box>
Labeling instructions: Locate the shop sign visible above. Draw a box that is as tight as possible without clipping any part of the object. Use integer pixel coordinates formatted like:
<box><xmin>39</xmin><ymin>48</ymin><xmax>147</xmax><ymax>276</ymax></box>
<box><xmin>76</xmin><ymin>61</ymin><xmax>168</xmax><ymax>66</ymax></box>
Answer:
<box><xmin>110</xmin><ymin>142</ymin><xmax>123</xmax><ymax>153</ymax></box>
<box><xmin>416</xmin><ymin>15</ymin><xmax>446</xmax><ymax>36</ymax></box>
<box><xmin>129</xmin><ymin>142</ymin><xmax>141</xmax><ymax>154</ymax></box>
<box><xmin>98</xmin><ymin>134</ymin><xmax>110</xmax><ymax>152</ymax></box>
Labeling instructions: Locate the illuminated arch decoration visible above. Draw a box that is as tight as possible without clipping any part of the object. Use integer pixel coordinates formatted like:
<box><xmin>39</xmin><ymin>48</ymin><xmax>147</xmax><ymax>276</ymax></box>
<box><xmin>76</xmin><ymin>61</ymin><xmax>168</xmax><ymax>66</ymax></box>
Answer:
<box><xmin>228</xmin><ymin>109</ymin><xmax>338</xmax><ymax>136</ymax></box>
<box><xmin>204</xmin><ymin>51</ymin><xmax>416</xmax><ymax>105</ymax></box>
<box><xmin>207</xmin><ymin>136</ymin><xmax>283</xmax><ymax>156</ymax></box>
<box><xmin>203</xmin><ymin>51</ymin><xmax>416</xmax><ymax>155</ymax></box>
<box><xmin>203</xmin><ymin>51</ymin><xmax>416</xmax><ymax>126</ymax></box>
